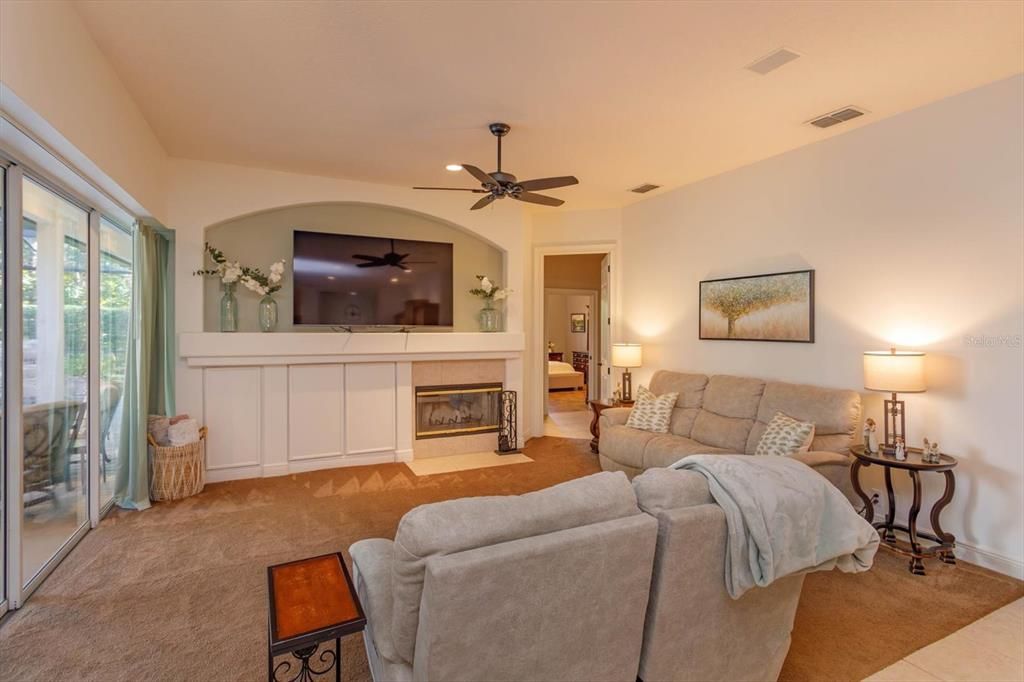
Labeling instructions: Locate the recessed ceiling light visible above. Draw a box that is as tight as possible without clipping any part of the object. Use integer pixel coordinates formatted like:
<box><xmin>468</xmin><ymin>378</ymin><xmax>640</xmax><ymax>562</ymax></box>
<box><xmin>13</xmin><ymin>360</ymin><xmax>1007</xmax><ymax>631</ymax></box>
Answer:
<box><xmin>390</xmin><ymin>277</ymin><xmax>399</xmax><ymax>283</ymax></box>
<box><xmin>326</xmin><ymin>275</ymin><xmax>336</xmax><ymax>280</ymax></box>
<box><xmin>445</xmin><ymin>164</ymin><xmax>463</xmax><ymax>172</ymax></box>
<box><xmin>349</xmin><ymin>291</ymin><xmax>357</xmax><ymax>296</ymax></box>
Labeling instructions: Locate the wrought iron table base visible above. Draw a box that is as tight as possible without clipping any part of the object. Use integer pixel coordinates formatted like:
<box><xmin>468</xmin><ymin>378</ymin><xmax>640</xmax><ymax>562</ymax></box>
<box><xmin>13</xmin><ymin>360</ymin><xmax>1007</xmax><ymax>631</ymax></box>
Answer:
<box><xmin>270</xmin><ymin>639</ymin><xmax>341</xmax><ymax>682</ymax></box>
<box><xmin>852</xmin><ymin>461</ymin><xmax>956</xmax><ymax>576</ymax></box>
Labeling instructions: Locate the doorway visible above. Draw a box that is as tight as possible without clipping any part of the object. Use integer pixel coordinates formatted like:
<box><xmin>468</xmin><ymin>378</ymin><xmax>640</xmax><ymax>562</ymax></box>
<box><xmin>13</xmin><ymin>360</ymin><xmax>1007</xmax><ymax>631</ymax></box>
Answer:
<box><xmin>540</xmin><ymin>253</ymin><xmax>610</xmax><ymax>439</ymax></box>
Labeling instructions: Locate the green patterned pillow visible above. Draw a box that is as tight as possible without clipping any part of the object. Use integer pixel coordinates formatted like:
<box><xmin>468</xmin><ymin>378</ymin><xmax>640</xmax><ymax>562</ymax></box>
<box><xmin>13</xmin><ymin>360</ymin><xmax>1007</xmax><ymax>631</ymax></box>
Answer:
<box><xmin>625</xmin><ymin>385</ymin><xmax>680</xmax><ymax>434</ymax></box>
<box><xmin>755</xmin><ymin>412</ymin><xmax>816</xmax><ymax>457</ymax></box>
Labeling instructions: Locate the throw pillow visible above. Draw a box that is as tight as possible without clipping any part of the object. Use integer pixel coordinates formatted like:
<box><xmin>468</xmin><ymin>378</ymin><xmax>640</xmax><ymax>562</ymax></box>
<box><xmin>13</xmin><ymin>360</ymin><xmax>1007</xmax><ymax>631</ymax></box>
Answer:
<box><xmin>755</xmin><ymin>412</ymin><xmax>816</xmax><ymax>457</ymax></box>
<box><xmin>625</xmin><ymin>385</ymin><xmax>679</xmax><ymax>434</ymax></box>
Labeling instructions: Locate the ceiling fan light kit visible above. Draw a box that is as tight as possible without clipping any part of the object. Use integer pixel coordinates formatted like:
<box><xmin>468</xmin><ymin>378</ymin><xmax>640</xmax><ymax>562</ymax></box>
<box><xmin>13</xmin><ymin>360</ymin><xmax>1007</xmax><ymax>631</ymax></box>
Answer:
<box><xmin>414</xmin><ymin>122</ymin><xmax>579</xmax><ymax>210</ymax></box>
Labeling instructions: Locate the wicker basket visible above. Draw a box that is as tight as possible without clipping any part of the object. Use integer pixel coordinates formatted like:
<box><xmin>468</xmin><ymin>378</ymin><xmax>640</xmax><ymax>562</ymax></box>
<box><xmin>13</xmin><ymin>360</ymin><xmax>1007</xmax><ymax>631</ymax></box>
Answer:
<box><xmin>148</xmin><ymin>426</ymin><xmax>207</xmax><ymax>502</ymax></box>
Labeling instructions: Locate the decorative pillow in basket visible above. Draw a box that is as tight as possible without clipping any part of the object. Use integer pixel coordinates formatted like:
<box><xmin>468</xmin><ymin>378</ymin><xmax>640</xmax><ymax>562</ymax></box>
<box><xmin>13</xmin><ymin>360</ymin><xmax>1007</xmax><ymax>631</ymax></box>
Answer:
<box><xmin>148</xmin><ymin>425</ymin><xmax>207</xmax><ymax>502</ymax></box>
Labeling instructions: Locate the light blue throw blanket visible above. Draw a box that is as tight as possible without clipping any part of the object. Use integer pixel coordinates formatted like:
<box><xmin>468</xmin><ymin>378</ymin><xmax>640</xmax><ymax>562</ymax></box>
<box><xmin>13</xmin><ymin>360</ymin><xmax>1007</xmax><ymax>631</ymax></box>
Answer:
<box><xmin>672</xmin><ymin>454</ymin><xmax>879</xmax><ymax>599</ymax></box>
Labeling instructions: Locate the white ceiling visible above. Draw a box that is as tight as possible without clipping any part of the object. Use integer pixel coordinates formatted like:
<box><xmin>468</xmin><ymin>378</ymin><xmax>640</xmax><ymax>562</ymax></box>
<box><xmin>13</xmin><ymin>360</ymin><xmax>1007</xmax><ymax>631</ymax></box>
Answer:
<box><xmin>74</xmin><ymin>0</ymin><xmax>1023</xmax><ymax>210</ymax></box>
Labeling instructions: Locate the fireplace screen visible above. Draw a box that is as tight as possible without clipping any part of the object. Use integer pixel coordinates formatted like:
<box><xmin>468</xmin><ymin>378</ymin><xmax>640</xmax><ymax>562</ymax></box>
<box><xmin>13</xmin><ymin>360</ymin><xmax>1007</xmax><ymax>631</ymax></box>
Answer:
<box><xmin>415</xmin><ymin>383</ymin><xmax>502</xmax><ymax>439</ymax></box>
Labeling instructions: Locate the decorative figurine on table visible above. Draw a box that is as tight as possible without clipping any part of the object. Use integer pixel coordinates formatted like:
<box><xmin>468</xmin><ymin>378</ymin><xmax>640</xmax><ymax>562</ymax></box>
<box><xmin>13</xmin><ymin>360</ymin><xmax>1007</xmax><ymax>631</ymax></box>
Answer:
<box><xmin>613</xmin><ymin>383</ymin><xmax>623</xmax><ymax>405</ymax></box>
<box><xmin>922</xmin><ymin>438</ymin><xmax>941</xmax><ymax>464</ymax></box>
<box><xmin>863</xmin><ymin>418</ymin><xmax>879</xmax><ymax>454</ymax></box>
<box><xmin>894</xmin><ymin>436</ymin><xmax>907</xmax><ymax>461</ymax></box>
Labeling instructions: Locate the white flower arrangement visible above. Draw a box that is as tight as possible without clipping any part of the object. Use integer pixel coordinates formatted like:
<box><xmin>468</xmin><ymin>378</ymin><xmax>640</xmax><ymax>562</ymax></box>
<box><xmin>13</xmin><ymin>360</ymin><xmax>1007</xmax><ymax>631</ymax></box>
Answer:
<box><xmin>470</xmin><ymin>274</ymin><xmax>512</xmax><ymax>301</ymax></box>
<box><xmin>195</xmin><ymin>244</ymin><xmax>287</xmax><ymax>296</ymax></box>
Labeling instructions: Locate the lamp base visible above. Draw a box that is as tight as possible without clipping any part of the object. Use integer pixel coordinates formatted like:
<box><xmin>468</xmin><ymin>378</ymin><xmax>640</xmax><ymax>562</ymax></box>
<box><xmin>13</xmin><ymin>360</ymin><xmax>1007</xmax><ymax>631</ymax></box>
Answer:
<box><xmin>883</xmin><ymin>393</ymin><xmax>906</xmax><ymax>449</ymax></box>
<box><xmin>622</xmin><ymin>370</ymin><xmax>633</xmax><ymax>403</ymax></box>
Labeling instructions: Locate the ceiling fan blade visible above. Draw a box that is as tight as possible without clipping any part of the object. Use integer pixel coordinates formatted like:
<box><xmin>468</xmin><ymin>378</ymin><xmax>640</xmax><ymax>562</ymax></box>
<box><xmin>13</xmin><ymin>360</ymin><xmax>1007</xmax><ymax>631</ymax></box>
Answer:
<box><xmin>413</xmin><ymin>186</ymin><xmax>489</xmax><ymax>193</ymax></box>
<box><xmin>516</xmin><ymin>176</ymin><xmax>579</xmax><ymax>192</ymax></box>
<box><xmin>357</xmin><ymin>262</ymin><xmax>384</xmax><ymax>268</ymax></box>
<box><xmin>352</xmin><ymin>254</ymin><xmax>384</xmax><ymax>262</ymax></box>
<box><xmin>462</xmin><ymin>164</ymin><xmax>500</xmax><ymax>187</ymax></box>
<box><xmin>471</xmin><ymin>194</ymin><xmax>497</xmax><ymax>210</ymax></box>
<box><xmin>513</xmin><ymin>191</ymin><xmax>564</xmax><ymax>207</ymax></box>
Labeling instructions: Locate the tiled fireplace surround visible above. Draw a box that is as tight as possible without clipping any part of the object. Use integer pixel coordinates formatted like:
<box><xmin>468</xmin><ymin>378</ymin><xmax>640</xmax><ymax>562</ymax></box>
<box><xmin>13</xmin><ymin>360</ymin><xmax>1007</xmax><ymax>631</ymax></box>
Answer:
<box><xmin>177</xmin><ymin>332</ymin><xmax>524</xmax><ymax>481</ymax></box>
<box><xmin>412</xmin><ymin>360</ymin><xmax>506</xmax><ymax>458</ymax></box>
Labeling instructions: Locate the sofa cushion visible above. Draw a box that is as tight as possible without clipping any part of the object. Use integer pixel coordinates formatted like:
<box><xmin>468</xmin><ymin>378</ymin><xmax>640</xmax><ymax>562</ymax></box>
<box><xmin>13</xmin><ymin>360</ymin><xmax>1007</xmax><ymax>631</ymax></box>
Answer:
<box><xmin>691</xmin><ymin>410</ymin><xmax>753</xmax><ymax>453</ymax></box>
<box><xmin>390</xmin><ymin>471</ymin><xmax>640</xmax><ymax>664</ymax></box>
<box><xmin>626</xmin><ymin>386</ymin><xmax>679</xmax><ymax>433</ymax></box>
<box><xmin>745</xmin><ymin>381</ymin><xmax>861</xmax><ymax>455</ymax></box>
<box><xmin>601</xmin><ymin>424</ymin><xmax>658</xmax><ymax>469</ymax></box>
<box><xmin>649</xmin><ymin>371</ymin><xmax>709</xmax><ymax>409</ymax></box>
<box><xmin>703</xmin><ymin>375</ymin><xmax>766</xmax><ymax>419</ymax></box>
<box><xmin>642</xmin><ymin>435</ymin><xmax>731</xmax><ymax>469</ymax></box>
<box><xmin>632</xmin><ymin>467</ymin><xmax>714</xmax><ymax>514</ymax></box>
<box><xmin>666</xmin><ymin>408</ymin><xmax>700</xmax><ymax>438</ymax></box>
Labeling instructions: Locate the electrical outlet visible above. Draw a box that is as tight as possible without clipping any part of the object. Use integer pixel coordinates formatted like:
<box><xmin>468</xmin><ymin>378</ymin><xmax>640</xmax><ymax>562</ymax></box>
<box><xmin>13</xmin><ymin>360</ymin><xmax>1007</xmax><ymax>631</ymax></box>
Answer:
<box><xmin>869</xmin><ymin>488</ymin><xmax>882</xmax><ymax>511</ymax></box>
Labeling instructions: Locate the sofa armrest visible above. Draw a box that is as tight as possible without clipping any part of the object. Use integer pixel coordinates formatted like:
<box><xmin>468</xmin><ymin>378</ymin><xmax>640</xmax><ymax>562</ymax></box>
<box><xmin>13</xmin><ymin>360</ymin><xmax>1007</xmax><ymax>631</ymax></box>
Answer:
<box><xmin>350</xmin><ymin>538</ymin><xmax>399</xmax><ymax>662</ymax></box>
<box><xmin>786</xmin><ymin>450</ymin><xmax>851</xmax><ymax>468</ymax></box>
<box><xmin>599</xmin><ymin>406</ymin><xmax>632</xmax><ymax>428</ymax></box>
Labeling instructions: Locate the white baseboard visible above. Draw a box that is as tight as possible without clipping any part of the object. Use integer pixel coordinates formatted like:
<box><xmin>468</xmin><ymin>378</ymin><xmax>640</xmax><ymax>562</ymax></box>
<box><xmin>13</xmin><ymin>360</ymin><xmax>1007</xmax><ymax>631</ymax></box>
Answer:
<box><xmin>955</xmin><ymin>542</ymin><xmax>1024</xmax><ymax>579</ymax></box>
<box><xmin>395</xmin><ymin>448</ymin><xmax>414</xmax><ymax>463</ymax></box>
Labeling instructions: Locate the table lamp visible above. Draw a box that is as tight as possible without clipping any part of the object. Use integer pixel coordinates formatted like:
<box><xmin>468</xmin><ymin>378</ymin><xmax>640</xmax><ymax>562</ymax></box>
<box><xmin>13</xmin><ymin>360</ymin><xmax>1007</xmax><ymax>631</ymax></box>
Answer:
<box><xmin>612</xmin><ymin>343</ymin><xmax>643</xmax><ymax>403</ymax></box>
<box><xmin>863</xmin><ymin>348</ymin><xmax>926</xmax><ymax>450</ymax></box>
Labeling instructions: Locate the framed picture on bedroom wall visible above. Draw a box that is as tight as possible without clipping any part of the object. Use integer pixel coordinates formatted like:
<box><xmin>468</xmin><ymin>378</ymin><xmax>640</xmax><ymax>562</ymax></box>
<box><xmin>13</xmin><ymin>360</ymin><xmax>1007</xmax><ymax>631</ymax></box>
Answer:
<box><xmin>699</xmin><ymin>269</ymin><xmax>814</xmax><ymax>342</ymax></box>
<box><xmin>570</xmin><ymin>313</ymin><xmax>587</xmax><ymax>333</ymax></box>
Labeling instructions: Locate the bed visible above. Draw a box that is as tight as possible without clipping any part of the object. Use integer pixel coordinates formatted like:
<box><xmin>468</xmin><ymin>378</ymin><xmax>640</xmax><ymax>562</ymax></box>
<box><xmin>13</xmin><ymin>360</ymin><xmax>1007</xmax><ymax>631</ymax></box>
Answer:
<box><xmin>548</xmin><ymin>360</ymin><xmax>585</xmax><ymax>391</ymax></box>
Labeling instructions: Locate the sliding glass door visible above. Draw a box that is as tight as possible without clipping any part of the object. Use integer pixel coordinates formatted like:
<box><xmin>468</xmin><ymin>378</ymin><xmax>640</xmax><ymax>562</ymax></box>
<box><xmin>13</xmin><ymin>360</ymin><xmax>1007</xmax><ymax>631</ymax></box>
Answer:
<box><xmin>20</xmin><ymin>177</ymin><xmax>90</xmax><ymax>586</ymax></box>
<box><xmin>99</xmin><ymin>219</ymin><xmax>132</xmax><ymax>508</ymax></box>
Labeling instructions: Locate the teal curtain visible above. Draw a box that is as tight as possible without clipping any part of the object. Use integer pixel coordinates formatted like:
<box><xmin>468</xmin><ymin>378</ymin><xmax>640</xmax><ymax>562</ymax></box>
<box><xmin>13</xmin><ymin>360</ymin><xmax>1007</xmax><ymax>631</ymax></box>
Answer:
<box><xmin>115</xmin><ymin>223</ymin><xmax>175</xmax><ymax>510</ymax></box>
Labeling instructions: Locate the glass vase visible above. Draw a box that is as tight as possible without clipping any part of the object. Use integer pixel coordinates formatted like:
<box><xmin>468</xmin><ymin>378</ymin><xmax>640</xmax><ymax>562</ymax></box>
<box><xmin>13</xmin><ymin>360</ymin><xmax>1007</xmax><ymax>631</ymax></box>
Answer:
<box><xmin>479</xmin><ymin>300</ymin><xmax>500</xmax><ymax>332</ymax></box>
<box><xmin>219</xmin><ymin>282</ymin><xmax>239</xmax><ymax>333</ymax></box>
<box><xmin>258</xmin><ymin>294</ymin><xmax>278</xmax><ymax>332</ymax></box>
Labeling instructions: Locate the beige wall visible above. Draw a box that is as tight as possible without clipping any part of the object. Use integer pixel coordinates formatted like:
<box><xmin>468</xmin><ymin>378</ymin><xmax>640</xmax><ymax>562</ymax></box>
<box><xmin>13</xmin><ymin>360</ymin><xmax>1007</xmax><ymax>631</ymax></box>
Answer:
<box><xmin>545</xmin><ymin>292</ymin><xmax>595</xmax><ymax>356</ymax></box>
<box><xmin>0</xmin><ymin>0</ymin><xmax>168</xmax><ymax>219</ymax></box>
<box><xmin>621</xmin><ymin>75</ymin><xmax>1024</xmax><ymax>576</ymax></box>
<box><xmin>203</xmin><ymin>203</ymin><xmax>503</xmax><ymax>332</ymax></box>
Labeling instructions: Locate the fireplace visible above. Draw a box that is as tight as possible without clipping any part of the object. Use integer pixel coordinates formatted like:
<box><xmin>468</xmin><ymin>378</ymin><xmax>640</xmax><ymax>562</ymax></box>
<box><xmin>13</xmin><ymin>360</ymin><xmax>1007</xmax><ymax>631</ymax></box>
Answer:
<box><xmin>415</xmin><ymin>383</ymin><xmax>502</xmax><ymax>439</ymax></box>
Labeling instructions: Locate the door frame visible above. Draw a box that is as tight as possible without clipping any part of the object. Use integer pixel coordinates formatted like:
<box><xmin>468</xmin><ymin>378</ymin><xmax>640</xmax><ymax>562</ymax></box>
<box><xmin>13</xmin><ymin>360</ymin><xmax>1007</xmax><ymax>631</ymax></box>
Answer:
<box><xmin>543</xmin><ymin>287</ymin><xmax>599</xmax><ymax>402</ymax></box>
<box><xmin>530</xmin><ymin>242</ymin><xmax>620</xmax><ymax>440</ymax></box>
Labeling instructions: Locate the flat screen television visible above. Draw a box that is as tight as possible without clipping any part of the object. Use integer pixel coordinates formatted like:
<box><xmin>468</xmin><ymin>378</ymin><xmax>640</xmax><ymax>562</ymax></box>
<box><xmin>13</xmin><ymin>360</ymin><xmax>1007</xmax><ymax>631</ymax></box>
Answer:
<box><xmin>293</xmin><ymin>230</ymin><xmax>454</xmax><ymax>327</ymax></box>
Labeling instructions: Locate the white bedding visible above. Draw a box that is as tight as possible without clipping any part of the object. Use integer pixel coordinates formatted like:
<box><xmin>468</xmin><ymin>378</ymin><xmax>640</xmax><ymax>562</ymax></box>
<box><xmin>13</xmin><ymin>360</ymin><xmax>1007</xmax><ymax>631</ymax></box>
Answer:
<box><xmin>548</xmin><ymin>360</ymin><xmax>578</xmax><ymax>375</ymax></box>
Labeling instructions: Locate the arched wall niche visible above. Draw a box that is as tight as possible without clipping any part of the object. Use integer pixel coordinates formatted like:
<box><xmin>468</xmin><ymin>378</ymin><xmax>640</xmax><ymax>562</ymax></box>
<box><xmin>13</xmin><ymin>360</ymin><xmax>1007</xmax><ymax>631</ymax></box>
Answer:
<box><xmin>200</xmin><ymin>201</ymin><xmax>505</xmax><ymax>332</ymax></box>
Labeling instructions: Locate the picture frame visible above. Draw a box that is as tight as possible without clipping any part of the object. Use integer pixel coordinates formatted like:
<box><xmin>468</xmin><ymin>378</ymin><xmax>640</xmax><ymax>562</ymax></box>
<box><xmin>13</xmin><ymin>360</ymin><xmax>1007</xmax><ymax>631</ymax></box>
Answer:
<box><xmin>699</xmin><ymin>269</ymin><xmax>814</xmax><ymax>342</ymax></box>
<box><xmin>570</xmin><ymin>313</ymin><xmax>587</xmax><ymax>334</ymax></box>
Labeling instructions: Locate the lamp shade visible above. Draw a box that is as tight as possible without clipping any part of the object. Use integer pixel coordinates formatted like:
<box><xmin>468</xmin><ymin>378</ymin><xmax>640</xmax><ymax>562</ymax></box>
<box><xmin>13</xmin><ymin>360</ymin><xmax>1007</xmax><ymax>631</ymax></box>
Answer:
<box><xmin>612</xmin><ymin>343</ymin><xmax>643</xmax><ymax>368</ymax></box>
<box><xmin>863</xmin><ymin>350</ymin><xmax>926</xmax><ymax>393</ymax></box>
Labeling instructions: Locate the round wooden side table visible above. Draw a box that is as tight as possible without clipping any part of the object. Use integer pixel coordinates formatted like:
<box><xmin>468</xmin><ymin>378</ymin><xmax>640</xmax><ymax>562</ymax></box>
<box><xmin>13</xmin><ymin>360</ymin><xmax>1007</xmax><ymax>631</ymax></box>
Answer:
<box><xmin>588</xmin><ymin>399</ymin><xmax>633</xmax><ymax>454</ymax></box>
<box><xmin>850</xmin><ymin>444</ymin><xmax>958</xmax><ymax>575</ymax></box>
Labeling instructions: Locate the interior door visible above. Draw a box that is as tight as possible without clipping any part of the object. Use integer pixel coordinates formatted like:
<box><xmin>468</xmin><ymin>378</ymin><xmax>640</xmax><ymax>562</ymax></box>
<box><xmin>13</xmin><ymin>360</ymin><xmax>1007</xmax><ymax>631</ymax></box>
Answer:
<box><xmin>599</xmin><ymin>254</ymin><xmax>612</xmax><ymax>401</ymax></box>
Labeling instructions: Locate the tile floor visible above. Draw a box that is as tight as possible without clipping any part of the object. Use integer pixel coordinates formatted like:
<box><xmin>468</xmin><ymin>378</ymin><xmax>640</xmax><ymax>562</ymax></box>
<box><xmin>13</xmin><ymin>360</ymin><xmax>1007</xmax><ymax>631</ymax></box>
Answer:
<box><xmin>863</xmin><ymin>597</ymin><xmax>1024</xmax><ymax>681</ymax></box>
<box><xmin>404</xmin><ymin>451</ymin><xmax>533</xmax><ymax>476</ymax></box>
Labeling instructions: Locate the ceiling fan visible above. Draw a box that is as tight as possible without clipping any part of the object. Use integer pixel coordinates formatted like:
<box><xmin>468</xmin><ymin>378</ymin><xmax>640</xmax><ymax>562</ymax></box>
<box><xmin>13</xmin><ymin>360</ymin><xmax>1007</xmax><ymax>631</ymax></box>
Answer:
<box><xmin>414</xmin><ymin>122</ymin><xmax>579</xmax><ymax>210</ymax></box>
<box><xmin>352</xmin><ymin>239</ymin><xmax>435</xmax><ymax>272</ymax></box>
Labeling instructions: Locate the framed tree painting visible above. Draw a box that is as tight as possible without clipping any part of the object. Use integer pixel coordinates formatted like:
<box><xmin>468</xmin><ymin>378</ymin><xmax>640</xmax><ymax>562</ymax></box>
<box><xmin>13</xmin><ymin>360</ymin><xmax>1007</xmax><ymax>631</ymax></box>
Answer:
<box><xmin>699</xmin><ymin>270</ymin><xmax>814</xmax><ymax>342</ymax></box>
<box><xmin>570</xmin><ymin>313</ymin><xmax>587</xmax><ymax>333</ymax></box>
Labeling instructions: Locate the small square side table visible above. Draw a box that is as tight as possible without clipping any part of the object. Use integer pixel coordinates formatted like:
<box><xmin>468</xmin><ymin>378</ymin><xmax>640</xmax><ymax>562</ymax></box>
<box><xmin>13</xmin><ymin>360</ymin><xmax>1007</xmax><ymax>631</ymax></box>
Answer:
<box><xmin>267</xmin><ymin>552</ymin><xmax>366</xmax><ymax>681</ymax></box>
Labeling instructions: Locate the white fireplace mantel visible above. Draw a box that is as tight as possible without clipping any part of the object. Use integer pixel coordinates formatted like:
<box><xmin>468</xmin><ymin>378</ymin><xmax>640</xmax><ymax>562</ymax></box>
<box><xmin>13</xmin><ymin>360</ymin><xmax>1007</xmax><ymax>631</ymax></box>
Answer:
<box><xmin>178</xmin><ymin>331</ymin><xmax>525</xmax><ymax>367</ymax></box>
<box><xmin>178</xmin><ymin>331</ymin><xmax>524</xmax><ymax>482</ymax></box>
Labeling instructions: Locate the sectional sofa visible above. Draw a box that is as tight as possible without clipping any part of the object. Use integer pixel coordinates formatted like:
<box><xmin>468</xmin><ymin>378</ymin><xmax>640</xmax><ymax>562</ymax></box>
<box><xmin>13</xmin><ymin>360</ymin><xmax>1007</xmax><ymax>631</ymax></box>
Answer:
<box><xmin>598</xmin><ymin>370</ymin><xmax>862</xmax><ymax>492</ymax></box>
<box><xmin>351</xmin><ymin>468</ymin><xmax>812</xmax><ymax>681</ymax></box>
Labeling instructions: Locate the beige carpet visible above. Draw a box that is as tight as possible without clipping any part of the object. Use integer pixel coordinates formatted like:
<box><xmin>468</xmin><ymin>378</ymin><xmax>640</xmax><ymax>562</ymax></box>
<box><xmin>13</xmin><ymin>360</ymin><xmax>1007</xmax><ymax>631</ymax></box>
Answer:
<box><xmin>0</xmin><ymin>436</ymin><xmax>1020</xmax><ymax>681</ymax></box>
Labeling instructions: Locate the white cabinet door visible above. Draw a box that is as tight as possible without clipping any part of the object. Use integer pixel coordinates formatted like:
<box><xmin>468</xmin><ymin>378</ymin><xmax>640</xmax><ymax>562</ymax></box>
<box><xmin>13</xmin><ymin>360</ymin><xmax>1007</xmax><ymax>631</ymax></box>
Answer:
<box><xmin>204</xmin><ymin>367</ymin><xmax>262</xmax><ymax>470</ymax></box>
<box><xmin>288</xmin><ymin>364</ymin><xmax>345</xmax><ymax>460</ymax></box>
<box><xmin>345</xmin><ymin>363</ymin><xmax>397</xmax><ymax>455</ymax></box>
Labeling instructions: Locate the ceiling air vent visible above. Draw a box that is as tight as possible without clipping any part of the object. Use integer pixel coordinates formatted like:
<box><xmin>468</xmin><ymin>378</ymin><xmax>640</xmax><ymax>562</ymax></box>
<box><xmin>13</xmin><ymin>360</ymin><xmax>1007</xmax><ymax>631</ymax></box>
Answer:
<box><xmin>809</xmin><ymin>106</ymin><xmax>866</xmax><ymax>129</ymax></box>
<box><xmin>746</xmin><ymin>48</ymin><xmax>802</xmax><ymax>75</ymax></box>
<box><xmin>630</xmin><ymin>183</ymin><xmax>660</xmax><ymax>194</ymax></box>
